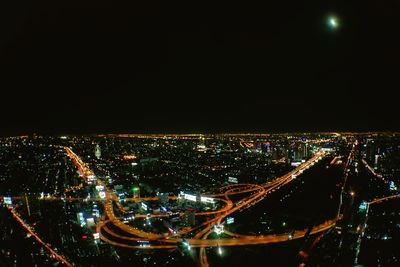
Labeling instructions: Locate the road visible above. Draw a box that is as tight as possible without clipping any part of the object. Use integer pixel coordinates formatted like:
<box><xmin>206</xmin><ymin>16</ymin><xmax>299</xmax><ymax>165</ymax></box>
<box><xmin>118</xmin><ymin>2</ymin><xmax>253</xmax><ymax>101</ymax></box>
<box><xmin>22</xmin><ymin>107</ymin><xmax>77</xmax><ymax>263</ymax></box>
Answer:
<box><xmin>63</xmin><ymin>147</ymin><xmax>334</xmax><ymax>267</ymax></box>
<box><xmin>97</xmin><ymin>217</ymin><xmax>336</xmax><ymax>247</ymax></box>
<box><xmin>7</xmin><ymin>207</ymin><xmax>73</xmax><ymax>267</ymax></box>
<box><xmin>368</xmin><ymin>194</ymin><xmax>400</xmax><ymax>205</ymax></box>
<box><xmin>362</xmin><ymin>158</ymin><xmax>386</xmax><ymax>182</ymax></box>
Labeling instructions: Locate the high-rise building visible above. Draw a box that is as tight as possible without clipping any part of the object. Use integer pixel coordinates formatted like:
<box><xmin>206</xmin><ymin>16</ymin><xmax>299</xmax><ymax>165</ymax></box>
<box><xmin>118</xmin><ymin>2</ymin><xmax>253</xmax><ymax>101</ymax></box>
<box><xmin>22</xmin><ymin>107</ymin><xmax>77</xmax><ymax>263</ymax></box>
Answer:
<box><xmin>265</xmin><ymin>142</ymin><xmax>271</xmax><ymax>154</ymax></box>
<box><xmin>303</xmin><ymin>143</ymin><xmax>309</xmax><ymax>158</ymax></box>
<box><xmin>95</xmin><ymin>144</ymin><xmax>101</xmax><ymax>159</ymax></box>
<box><xmin>183</xmin><ymin>209</ymin><xmax>196</xmax><ymax>226</ymax></box>
<box><xmin>365</xmin><ymin>139</ymin><xmax>377</xmax><ymax>163</ymax></box>
<box><xmin>374</xmin><ymin>154</ymin><xmax>380</xmax><ymax>169</ymax></box>
<box><xmin>293</xmin><ymin>145</ymin><xmax>303</xmax><ymax>161</ymax></box>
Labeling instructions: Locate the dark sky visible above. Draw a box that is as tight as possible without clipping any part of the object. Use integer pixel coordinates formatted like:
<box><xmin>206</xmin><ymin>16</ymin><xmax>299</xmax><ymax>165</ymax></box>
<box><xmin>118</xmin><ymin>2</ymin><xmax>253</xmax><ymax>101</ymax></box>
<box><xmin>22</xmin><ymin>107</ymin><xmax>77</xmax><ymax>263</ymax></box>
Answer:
<box><xmin>0</xmin><ymin>1</ymin><xmax>399</xmax><ymax>135</ymax></box>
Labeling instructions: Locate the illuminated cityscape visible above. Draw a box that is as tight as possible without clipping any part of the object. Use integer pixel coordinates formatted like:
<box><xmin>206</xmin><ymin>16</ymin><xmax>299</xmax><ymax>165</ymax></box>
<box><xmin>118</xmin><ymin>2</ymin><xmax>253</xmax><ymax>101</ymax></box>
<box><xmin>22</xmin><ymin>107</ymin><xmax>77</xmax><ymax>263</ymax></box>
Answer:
<box><xmin>1</xmin><ymin>1</ymin><xmax>399</xmax><ymax>266</ymax></box>
<box><xmin>1</xmin><ymin>133</ymin><xmax>399</xmax><ymax>266</ymax></box>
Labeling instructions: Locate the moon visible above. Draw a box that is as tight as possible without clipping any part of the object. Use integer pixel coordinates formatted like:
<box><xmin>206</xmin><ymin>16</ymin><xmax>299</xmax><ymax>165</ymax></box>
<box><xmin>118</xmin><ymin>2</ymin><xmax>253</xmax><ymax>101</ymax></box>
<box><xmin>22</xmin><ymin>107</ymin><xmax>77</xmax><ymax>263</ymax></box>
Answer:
<box><xmin>327</xmin><ymin>15</ymin><xmax>340</xmax><ymax>30</ymax></box>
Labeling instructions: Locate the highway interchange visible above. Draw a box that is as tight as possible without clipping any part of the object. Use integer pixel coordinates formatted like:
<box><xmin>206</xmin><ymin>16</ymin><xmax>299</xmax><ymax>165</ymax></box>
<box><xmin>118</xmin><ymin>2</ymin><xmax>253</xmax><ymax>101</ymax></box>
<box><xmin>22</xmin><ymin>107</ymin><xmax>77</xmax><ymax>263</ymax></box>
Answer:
<box><xmin>64</xmin><ymin>147</ymin><xmax>337</xmax><ymax>266</ymax></box>
<box><xmin>8</xmin><ymin>143</ymin><xmax>397</xmax><ymax>266</ymax></box>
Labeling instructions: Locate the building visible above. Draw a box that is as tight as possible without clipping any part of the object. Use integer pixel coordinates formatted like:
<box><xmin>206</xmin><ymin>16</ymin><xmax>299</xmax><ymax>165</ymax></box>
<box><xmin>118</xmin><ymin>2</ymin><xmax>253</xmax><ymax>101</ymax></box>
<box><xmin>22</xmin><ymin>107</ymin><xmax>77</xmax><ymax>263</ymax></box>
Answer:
<box><xmin>183</xmin><ymin>209</ymin><xmax>196</xmax><ymax>226</ymax></box>
<box><xmin>95</xmin><ymin>144</ymin><xmax>101</xmax><ymax>159</ymax></box>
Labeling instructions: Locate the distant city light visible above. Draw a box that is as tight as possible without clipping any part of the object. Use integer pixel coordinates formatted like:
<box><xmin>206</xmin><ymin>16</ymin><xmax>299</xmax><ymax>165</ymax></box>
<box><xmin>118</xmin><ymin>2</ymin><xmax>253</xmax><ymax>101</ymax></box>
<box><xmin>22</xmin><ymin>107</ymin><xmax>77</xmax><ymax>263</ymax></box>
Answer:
<box><xmin>123</xmin><ymin>155</ymin><xmax>137</xmax><ymax>160</ymax></box>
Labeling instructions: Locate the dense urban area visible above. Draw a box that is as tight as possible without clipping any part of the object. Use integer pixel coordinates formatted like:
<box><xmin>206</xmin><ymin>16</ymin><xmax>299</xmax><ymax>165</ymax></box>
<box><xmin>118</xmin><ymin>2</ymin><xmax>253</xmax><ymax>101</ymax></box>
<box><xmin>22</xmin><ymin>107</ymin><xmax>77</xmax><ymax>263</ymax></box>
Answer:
<box><xmin>1</xmin><ymin>133</ymin><xmax>399</xmax><ymax>266</ymax></box>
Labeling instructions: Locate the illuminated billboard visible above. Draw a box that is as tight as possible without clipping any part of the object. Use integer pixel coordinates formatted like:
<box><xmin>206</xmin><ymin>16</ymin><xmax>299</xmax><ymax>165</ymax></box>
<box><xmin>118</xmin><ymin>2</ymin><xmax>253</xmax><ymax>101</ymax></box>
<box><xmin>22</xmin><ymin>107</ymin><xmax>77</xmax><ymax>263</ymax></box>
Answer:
<box><xmin>184</xmin><ymin>194</ymin><xmax>197</xmax><ymax>202</ymax></box>
<box><xmin>178</xmin><ymin>192</ymin><xmax>198</xmax><ymax>202</ymax></box>
<box><xmin>86</xmin><ymin>218</ymin><xmax>95</xmax><ymax>228</ymax></box>
<box><xmin>226</xmin><ymin>217</ymin><xmax>234</xmax><ymax>224</ymax></box>
<box><xmin>228</xmin><ymin>177</ymin><xmax>238</xmax><ymax>184</ymax></box>
<box><xmin>3</xmin><ymin>197</ymin><xmax>12</xmax><ymax>205</ymax></box>
<box><xmin>200</xmin><ymin>196</ymin><xmax>214</xmax><ymax>204</ymax></box>
<box><xmin>77</xmin><ymin>212</ymin><xmax>86</xmax><ymax>227</ymax></box>
<box><xmin>359</xmin><ymin>201</ymin><xmax>369</xmax><ymax>213</ymax></box>
<box><xmin>389</xmin><ymin>181</ymin><xmax>397</xmax><ymax>191</ymax></box>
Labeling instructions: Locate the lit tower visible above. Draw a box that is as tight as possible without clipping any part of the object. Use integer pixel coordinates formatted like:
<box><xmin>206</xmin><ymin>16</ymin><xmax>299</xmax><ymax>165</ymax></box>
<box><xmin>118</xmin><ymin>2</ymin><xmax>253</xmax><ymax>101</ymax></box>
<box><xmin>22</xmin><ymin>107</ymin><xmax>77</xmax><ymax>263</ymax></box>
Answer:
<box><xmin>95</xmin><ymin>144</ymin><xmax>101</xmax><ymax>159</ymax></box>
<box><xmin>132</xmin><ymin>186</ymin><xmax>140</xmax><ymax>198</ymax></box>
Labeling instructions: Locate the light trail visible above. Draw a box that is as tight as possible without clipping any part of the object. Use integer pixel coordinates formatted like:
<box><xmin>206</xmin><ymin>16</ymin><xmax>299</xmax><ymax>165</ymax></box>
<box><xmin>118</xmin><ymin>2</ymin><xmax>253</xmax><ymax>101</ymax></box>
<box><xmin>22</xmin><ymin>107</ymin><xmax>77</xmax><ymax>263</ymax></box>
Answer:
<box><xmin>337</xmin><ymin>141</ymin><xmax>356</xmax><ymax>218</ymax></box>
<box><xmin>8</xmin><ymin>207</ymin><xmax>73</xmax><ymax>267</ymax></box>
<box><xmin>362</xmin><ymin>158</ymin><xmax>386</xmax><ymax>183</ymax></box>
<box><xmin>97</xmin><ymin>218</ymin><xmax>336</xmax><ymax>248</ymax></box>
<box><xmin>368</xmin><ymin>194</ymin><xmax>400</xmax><ymax>205</ymax></box>
<box><xmin>65</xmin><ymin>146</ymin><xmax>333</xmax><ymax>267</ymax></box>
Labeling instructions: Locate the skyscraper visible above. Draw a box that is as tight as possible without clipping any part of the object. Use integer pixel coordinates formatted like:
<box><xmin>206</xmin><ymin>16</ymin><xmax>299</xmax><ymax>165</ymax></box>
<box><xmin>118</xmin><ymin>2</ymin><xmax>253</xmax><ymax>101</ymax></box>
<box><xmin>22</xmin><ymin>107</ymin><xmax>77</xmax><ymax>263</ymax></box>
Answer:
<box><xmin>95</xmin><ymin>144</ymin><xmax>101</xmax><ymax>159</ymax></box>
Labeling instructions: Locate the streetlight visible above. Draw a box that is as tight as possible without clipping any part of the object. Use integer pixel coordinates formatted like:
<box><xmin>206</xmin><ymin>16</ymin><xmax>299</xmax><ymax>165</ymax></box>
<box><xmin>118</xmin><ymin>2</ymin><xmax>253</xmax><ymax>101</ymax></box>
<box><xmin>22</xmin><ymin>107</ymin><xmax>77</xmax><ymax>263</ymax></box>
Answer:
<box><xmin>218</xmin><ymin>246</ymin><xmax>223</xmax><ymax>256</ymax></box>
<box><xmin>183</xmin><ymin>241</ymin><xmax>191</xmax><ymax>250</ymax></box>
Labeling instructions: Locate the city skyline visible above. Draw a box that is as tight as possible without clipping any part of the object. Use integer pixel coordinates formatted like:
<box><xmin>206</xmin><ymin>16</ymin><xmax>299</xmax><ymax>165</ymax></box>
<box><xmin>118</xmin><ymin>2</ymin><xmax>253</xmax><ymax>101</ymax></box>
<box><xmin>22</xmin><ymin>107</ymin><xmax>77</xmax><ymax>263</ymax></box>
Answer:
<box><xmin>1</xmin><ymin>1</ymin><xmax>399</xmax><ymax>266</ymax></box>
<box><xmin>1</xmin><ymin>133</ymin><xmax>399</xmax><ymax>266</ymax></box>
<box><xmin>0</xmin><ymin>0</ymin><xmax>400</xmax><ymax>267</ymax></box>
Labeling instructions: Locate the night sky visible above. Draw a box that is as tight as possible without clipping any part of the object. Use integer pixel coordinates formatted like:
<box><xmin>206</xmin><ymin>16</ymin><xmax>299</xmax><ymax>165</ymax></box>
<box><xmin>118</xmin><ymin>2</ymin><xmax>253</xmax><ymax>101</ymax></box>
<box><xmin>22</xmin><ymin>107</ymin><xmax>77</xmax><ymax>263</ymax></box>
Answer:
<box><xmin>0</xmin><ymin>1</ymin><xmax>399</xmax><ymax>135</ymax></box>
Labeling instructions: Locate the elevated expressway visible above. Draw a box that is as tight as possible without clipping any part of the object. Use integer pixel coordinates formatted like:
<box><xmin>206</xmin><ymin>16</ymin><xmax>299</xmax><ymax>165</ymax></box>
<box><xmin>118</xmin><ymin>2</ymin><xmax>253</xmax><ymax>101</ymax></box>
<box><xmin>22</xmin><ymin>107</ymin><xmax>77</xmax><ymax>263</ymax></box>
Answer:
<box><xmin>65</xmin><ymin>147</ymin><xmax>338</xmax><ymax>265</ymax></box>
